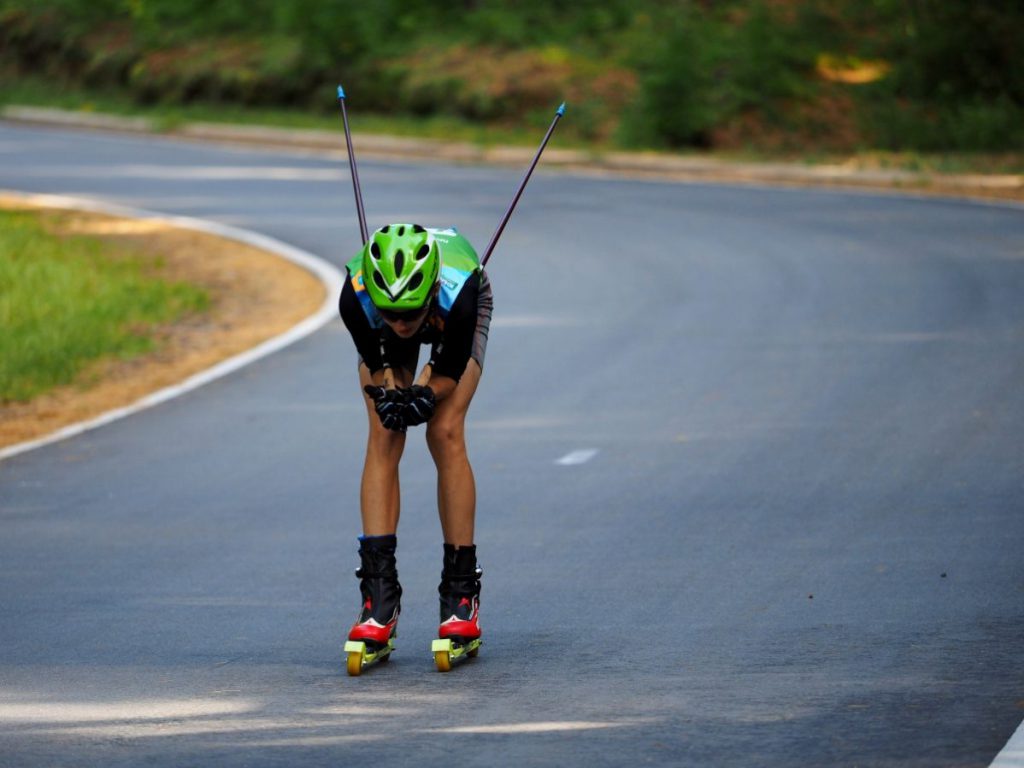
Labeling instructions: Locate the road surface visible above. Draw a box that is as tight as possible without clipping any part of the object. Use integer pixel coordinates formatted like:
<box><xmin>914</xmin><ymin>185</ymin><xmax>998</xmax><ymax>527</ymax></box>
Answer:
<box><xmin>1</xmin><ymin>123</ymin><xmax>1023</xmax><ymax>766</ymax></box>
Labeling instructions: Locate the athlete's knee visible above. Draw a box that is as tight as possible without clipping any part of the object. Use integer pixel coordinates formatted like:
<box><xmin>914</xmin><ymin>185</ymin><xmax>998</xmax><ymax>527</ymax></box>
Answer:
<box><xmin>368</xmin><ymin>423</ymin><xmax>406</xmax><ymax>462</ymax></box>
<box><xmin>426</xmin><ymin>415</ymin><xmax>466</xmax><ymax>458</ymax></box>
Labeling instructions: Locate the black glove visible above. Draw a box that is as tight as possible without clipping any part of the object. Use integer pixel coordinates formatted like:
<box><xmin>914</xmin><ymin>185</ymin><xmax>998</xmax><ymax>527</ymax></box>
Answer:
<box><xmin>401</xmin><ymin>385</ymin><xmax>436</xmax><ymax>427</ymax></box>
<box><xmin>363</xmin><ymin>385</ymin><xmax>408</xmax><ymax>433</ymax></box>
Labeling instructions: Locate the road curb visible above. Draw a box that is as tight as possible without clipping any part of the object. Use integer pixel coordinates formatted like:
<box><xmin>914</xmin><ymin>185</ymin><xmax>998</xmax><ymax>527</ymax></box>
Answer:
<box><xmin>991</xmin><ymin>718</ymin><xmax>1024</xmax><ymax>768</ymax></box>
<box><xmin>0</xmin><ymin>190</ymin><xmax>346</xmax><ymax>464</ymax></box>
<box><xmin>3</xmin><ymin>105</ymin><xmax>1022</xmax><ymax>203</ymax></box>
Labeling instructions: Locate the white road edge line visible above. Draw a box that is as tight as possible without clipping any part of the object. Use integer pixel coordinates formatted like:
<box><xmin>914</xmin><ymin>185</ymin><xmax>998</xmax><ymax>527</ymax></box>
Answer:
<box><xmin>555</xmin><ymin>449</ymin><xmax>599</xmax><ymax>466</ymax></box>
<box><xmin>0</xmin><ymin>190</ymin><xmax>346</xmax><ymax>464</ymax></box>
<box><xmin>991</xmin><ymin>718</ymin><xmax>1024</xmax><ymax>767</ymax></box>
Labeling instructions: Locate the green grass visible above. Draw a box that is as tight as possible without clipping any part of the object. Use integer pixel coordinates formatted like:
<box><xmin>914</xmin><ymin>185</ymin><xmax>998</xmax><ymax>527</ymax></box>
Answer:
<box><xmin>0</xmin><ymin>209</ymin><xmax>209</xmax><ymax>403</ymax></box>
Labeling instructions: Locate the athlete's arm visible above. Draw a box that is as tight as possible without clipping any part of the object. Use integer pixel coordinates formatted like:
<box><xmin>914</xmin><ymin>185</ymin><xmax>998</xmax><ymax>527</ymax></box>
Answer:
<box><xmin>339</xmin><ymin>278</ymin><xmax>384</xmax><ymax>373</ymax></box>
<box><xmin>429</xmin><ymin>272</ymin><xmax>480</xmax><ymax>394</ymax></box>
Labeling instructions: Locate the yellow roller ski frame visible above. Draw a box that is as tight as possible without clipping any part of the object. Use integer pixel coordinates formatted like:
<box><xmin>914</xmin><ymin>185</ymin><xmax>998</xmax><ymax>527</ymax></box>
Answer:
<box><xmin>432</xmin><ymin>637</ymin><xmax>481</xmax><ymax>672</ymax></box>
<box><xmin>344</xmin><ymin>638</ymin><xmax>395</xmax><ymax>676</ymax></box>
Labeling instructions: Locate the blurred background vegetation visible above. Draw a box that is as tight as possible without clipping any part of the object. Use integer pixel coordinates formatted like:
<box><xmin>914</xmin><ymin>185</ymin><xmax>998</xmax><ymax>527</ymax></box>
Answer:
<box><xmin>1</xmin><ymin>0</ymin><xmax>1021</xmax><ymax>155</ymax></box>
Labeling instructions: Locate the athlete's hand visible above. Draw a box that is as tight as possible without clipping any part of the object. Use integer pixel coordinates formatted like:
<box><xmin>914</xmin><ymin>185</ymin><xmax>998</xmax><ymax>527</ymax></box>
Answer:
<box><xmin>400</xmin><ymin>385</ymin><xmax>436</xmax><ymax>427</ymax></box>
<box><xmin>364</xmin><ymin>385</ymin><xmax>408</xmax><ymax>433</ymax></box>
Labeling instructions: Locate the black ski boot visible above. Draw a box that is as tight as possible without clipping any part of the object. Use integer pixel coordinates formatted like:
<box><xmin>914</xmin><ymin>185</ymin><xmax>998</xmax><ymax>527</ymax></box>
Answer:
<box><xmin>432</xmin><ymin>543</ymin><xmax>482</xmax><ymax>671</ymax></box>
<box><xmin>344</xmin><ymin>534</ymin><xmax>401</xmax><ymax>676</ymax></box>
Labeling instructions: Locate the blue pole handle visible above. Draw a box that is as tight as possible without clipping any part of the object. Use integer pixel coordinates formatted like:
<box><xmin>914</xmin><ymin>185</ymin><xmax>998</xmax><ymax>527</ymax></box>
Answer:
<box><xmin>557</xmin><ymin>102</ymin><xmax>566</xmax><ymax>116</ymax></box>
<box><xmin>337</xmin><ymin>85</ymin><xmax>346</xmax><ymax>100</ymax></box>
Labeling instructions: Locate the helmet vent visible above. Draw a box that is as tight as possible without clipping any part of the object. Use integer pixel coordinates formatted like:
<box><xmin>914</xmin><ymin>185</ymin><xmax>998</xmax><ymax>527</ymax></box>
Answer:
<box><xmin>408</xmin><ymin>273</ymin><xmax>424</xmax><ymax>292</ymax></box>
<box><xmin>416</xmin><ymin>244</ymin><xmax>430</xmax><ymax>261</ymax></box>
<box><xmin>394</xmin><ymin>249</ymin><xmax>405</xmax><ymax>276</ymax></box>
<box><xmin>398</xmin><ymin>226</ymin><xmax>406</xmax><ymax>236</ymax></box>
<box><xmin>370</xmin><ymin>241</ymin><xmax>381</xmax><ymax>259</ymax></box>
<box><xmin>412</xmin><ymin>224</ymin><xmax>425</xmax><ymax>233</ymax></box>
<box><xmin>380</xmin><ymin>225</ymin><xmax>390</xmax><ymax>234</ymax></box>
<box><xmin>372</xmin><ymin>270</ymin><xmax>389</xmax><ymax>294</ymax></box>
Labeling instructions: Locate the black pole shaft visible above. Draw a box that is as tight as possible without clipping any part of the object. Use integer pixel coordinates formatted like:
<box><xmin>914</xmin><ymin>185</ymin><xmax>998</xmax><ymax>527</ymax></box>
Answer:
<box><xmin>337</xmin><ymin>88</ymin><xmax>369</xmax><ymax>244</ymax></box>
<box><xmin>481</xmin><ymin>106</ymin><xmax>564</xmax><ymax>267</ymax></box>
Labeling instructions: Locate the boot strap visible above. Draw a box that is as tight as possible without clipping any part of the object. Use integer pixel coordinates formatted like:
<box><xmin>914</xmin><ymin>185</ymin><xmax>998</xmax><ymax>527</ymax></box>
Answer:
<box><xmin>355</xmin><ymin>568</ymin><xmax>397</xmax><ymax>579</ymax></box>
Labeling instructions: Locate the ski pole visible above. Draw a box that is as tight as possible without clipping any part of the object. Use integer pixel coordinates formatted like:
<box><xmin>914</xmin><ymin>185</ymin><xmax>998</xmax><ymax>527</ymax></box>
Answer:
<box><xmin>336</xmin><ymin>85</ymin><xmax>369</xmax><ymax>244</ymax></box>
<box><xmin>480</xmin><ymin>102</ymin><xmax>566</xmax><ymax>268</ymax></box>
<box><xmin>339</xmin><ymin>85</ymin><xmax>394</xmax><ymax>389</ymax></box>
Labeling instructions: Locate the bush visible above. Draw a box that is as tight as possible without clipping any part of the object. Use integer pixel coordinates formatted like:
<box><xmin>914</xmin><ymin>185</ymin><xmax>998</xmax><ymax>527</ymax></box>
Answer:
<box><xmin>627</xmin><ymin>3</ymin><xmax>825</xmax><ymax>149</ymax></box>
<box><xmin>126</xmin><ymin>36</ymin><xmax>316</xmax><ymax>106</ymax></box>
<box><xmin>627</xmin><ymin>12</ymin><xmax>716</xmax><ymax>148</ymax></box>
<box><xmin>862</xmin><ymin>96</ymin><xmax>1024</xmax><ymax>153</ymax></box>
<box><xmin>382</xmin><ymin>44</ymin><xmax>635</xmax><ymax>141</ymax></box>
<box><xmin>841</xmin><ymin>0</ymin><xmax>1024</xmax><ymax>151</ymax></box>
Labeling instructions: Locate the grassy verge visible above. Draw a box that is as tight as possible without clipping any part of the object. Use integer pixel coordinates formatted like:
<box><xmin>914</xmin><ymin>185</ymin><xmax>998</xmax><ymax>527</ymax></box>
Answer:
<box><xmin>0</xmin><ymin>208</ymin><xmax>209</xmax><ymax>403</ymax></box>
<box><xmin>713</xmin><ymin>147</ymin><xmax>1024</xmax><ymax>176</ymax></box>
<box><xmin>0</xmin><ymin>75</ymin><xmax>563</xmax><ymax>149</ymax></box>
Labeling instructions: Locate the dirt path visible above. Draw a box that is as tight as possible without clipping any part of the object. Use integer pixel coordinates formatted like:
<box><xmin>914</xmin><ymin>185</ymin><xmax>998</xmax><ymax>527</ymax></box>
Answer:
<box><xmin>0</xmin><ymin>199</ymin><xmax>327</xmax><ymax>449</ymax></box>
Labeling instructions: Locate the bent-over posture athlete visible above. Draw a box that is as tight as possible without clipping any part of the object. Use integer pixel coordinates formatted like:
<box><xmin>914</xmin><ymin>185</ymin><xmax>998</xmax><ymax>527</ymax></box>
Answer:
<box><xmin>339</xmin><ymin>223</ymin><xmax>493</xmax><ymax>662</ymax></box>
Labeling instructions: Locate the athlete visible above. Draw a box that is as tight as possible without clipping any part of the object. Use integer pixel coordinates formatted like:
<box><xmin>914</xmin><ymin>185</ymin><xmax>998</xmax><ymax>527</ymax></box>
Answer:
<box><xmin>338</xmin><ymin>222</ymin><xmax>493</xmax><ymax>670</ymax></box>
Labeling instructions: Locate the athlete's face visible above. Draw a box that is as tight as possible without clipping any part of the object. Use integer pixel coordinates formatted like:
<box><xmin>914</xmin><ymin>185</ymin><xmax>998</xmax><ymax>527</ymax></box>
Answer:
<box><xmin>382</xmin><ymin>314</ymin><xmax>425</xmax><ymax>338</ymax></box>
<box><xmin>377</xmin><ymin>285</ymin><xmax>437</xmax><ymax>338</ymax></box>
<box><xmin>379</xmin><ymin>303</ymin><xmax>430</xmax><ymax>338</ymax></box>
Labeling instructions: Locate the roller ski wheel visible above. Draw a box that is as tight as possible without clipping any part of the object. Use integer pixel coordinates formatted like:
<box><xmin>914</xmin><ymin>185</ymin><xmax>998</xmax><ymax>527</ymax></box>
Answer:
<box><xmin>344</xmin><ymin>637</ymin><xmax>395</xmax><ymax>677</ymax></box>
<box><xmin>432</xmin><ymin>637</ymin><xmax>482</xmax><ymax>672</ymax></box>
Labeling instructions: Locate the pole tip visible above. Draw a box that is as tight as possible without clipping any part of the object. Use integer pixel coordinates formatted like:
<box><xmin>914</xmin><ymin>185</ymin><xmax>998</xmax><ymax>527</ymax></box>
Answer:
<box><xmin>557</xmin><ymin>102</ymin><xmax>566</xmax><ymax>116</ymax></box>
<box><xmin>337</xmin><ymin>85</ymin><xmax>346</xmax><ymax>100</ymax></box>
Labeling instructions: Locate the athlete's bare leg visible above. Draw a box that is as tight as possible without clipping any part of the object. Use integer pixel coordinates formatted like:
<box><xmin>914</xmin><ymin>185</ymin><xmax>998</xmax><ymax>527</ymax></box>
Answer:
<box><xmin>425</xmin><ymin>360</ymin><xmax>482</xmax><ymax>546</ymax></box>
<box><xmin>358</xmin><ymin>364</ymin><xmax>413</xmax><ymax>536</ymax></box>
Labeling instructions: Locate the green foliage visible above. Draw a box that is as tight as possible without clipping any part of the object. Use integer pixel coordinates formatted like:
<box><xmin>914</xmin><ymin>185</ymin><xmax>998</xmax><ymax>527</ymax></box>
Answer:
<box><xmin>381</xmin><ymin>43</ymin><xmax>631</xmax><ymax>140</ymax></box>
<box><xmin>1</xmin><ymin>0</ymin><xmax>1021</xmax><ymax>152</ymax></box>
<box><xmin>0</xmin><ymin>210</ymin><xmax>209</xmax><ymax>402</ymax></box>
<box><xmin>627</xmin><ymin>12</ymin><xmax>716</xmax><ymax>147</ymax></box>
<box><xmin>862</xmin><ymin>96</ymin><xmax>1024</xmax><ymax>153</ymax></box>
<box><xmin>847</xmin><ymin>0</ymin><xmax>1024</xmax><ymax>151</ymax></box>
<box><xmin>869</xmin><ymin>0</ymin><xmax>1024</xmax><ymax>105</ymax></box>
<box><xmin>626</xmin><ymin>2</ymin><xmax>828</xmax><ymax>148</ymax></box>
<box><xmin>728</xmin><ymin>4</ymin><xmax>822</xmax><ymax>108</ymax></box>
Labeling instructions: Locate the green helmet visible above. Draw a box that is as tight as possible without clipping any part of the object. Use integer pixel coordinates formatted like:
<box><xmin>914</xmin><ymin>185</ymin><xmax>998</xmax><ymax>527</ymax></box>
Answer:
<box><xmin>362</xmin><ymin>223</ymin><xmax>440</xmax><ymax>312</ymax></box>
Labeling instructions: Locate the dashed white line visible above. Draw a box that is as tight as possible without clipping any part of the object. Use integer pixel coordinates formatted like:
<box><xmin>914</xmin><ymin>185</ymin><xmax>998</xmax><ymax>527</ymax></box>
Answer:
<box><xmin>555</xmin><ymin>449</ymin><xmax>599</xmax><ymax>466</ymax></box>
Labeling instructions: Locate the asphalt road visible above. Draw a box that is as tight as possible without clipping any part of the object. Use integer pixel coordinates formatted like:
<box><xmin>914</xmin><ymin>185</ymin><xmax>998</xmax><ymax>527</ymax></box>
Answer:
<box><xmin>1</xmin><ymin>123</ymin><xmax>1023</xmax><ymax>767</ymax></box>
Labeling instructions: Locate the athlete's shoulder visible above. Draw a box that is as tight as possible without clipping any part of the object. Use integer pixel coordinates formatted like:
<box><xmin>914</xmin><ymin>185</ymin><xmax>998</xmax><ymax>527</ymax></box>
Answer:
<box><xmin>429</xmin><ymin>227</ymin><xmax>480</xmax><ymax>273</ymax></box>
<box><xmin>425</xmin><ymin>227</ymin><xmax>479</xmax><ymax>315</ymax></box>
<box><xmin>343</xmin><ymin>248</ymin><xmax>383</xmax><ymax>329</ymax></box>
<box><xmin>345</xmin><ymin>246</ymin><xmax>367</xmax><ymax>277</ymax></box>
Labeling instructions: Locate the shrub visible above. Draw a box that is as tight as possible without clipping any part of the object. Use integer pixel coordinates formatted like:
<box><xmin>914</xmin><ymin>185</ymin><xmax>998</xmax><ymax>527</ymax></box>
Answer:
<box><xmin>382</xmin><ymin>44</ymin><xmax>635</xmax><ymax>141</ymax></box>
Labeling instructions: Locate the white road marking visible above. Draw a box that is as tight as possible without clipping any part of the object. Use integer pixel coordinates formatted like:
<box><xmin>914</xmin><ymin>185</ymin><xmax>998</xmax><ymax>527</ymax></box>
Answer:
<box><xmin>0</xmin><ymin>698</ymin><xmax>258</xmax><ymax>722</ymax></box>
<box><xmin>555</xmin><ymin>449</ymin><xmax>599</xmax><ymax>466</ymax></box>
<box><xmin>424</xmin><ymin>720</ymin><xmax>640</xmax><ymax>734</ymax></box>
<box><xmin>16</xmin><ymin>165</ymin><xmax>346</xmax><ymax>182</ymax></box>
<box><xmin>472</xmin><ymin>416</ymin><xmax>570</xmax><ymax>430</ymax></box>
<box><xmin>991</xmin><ymin>718</ymin><xmax>1024</xmax><ymax>767</ymax></box>
<box><xmin>491</xmin><ymin>314</ymin><xmax>582</xmax><ymax>328</ymax></box>
<box><xmin>0</xmin><ymin>191</ymin><xmax>345</xmax><ymax>463</ymax></box>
